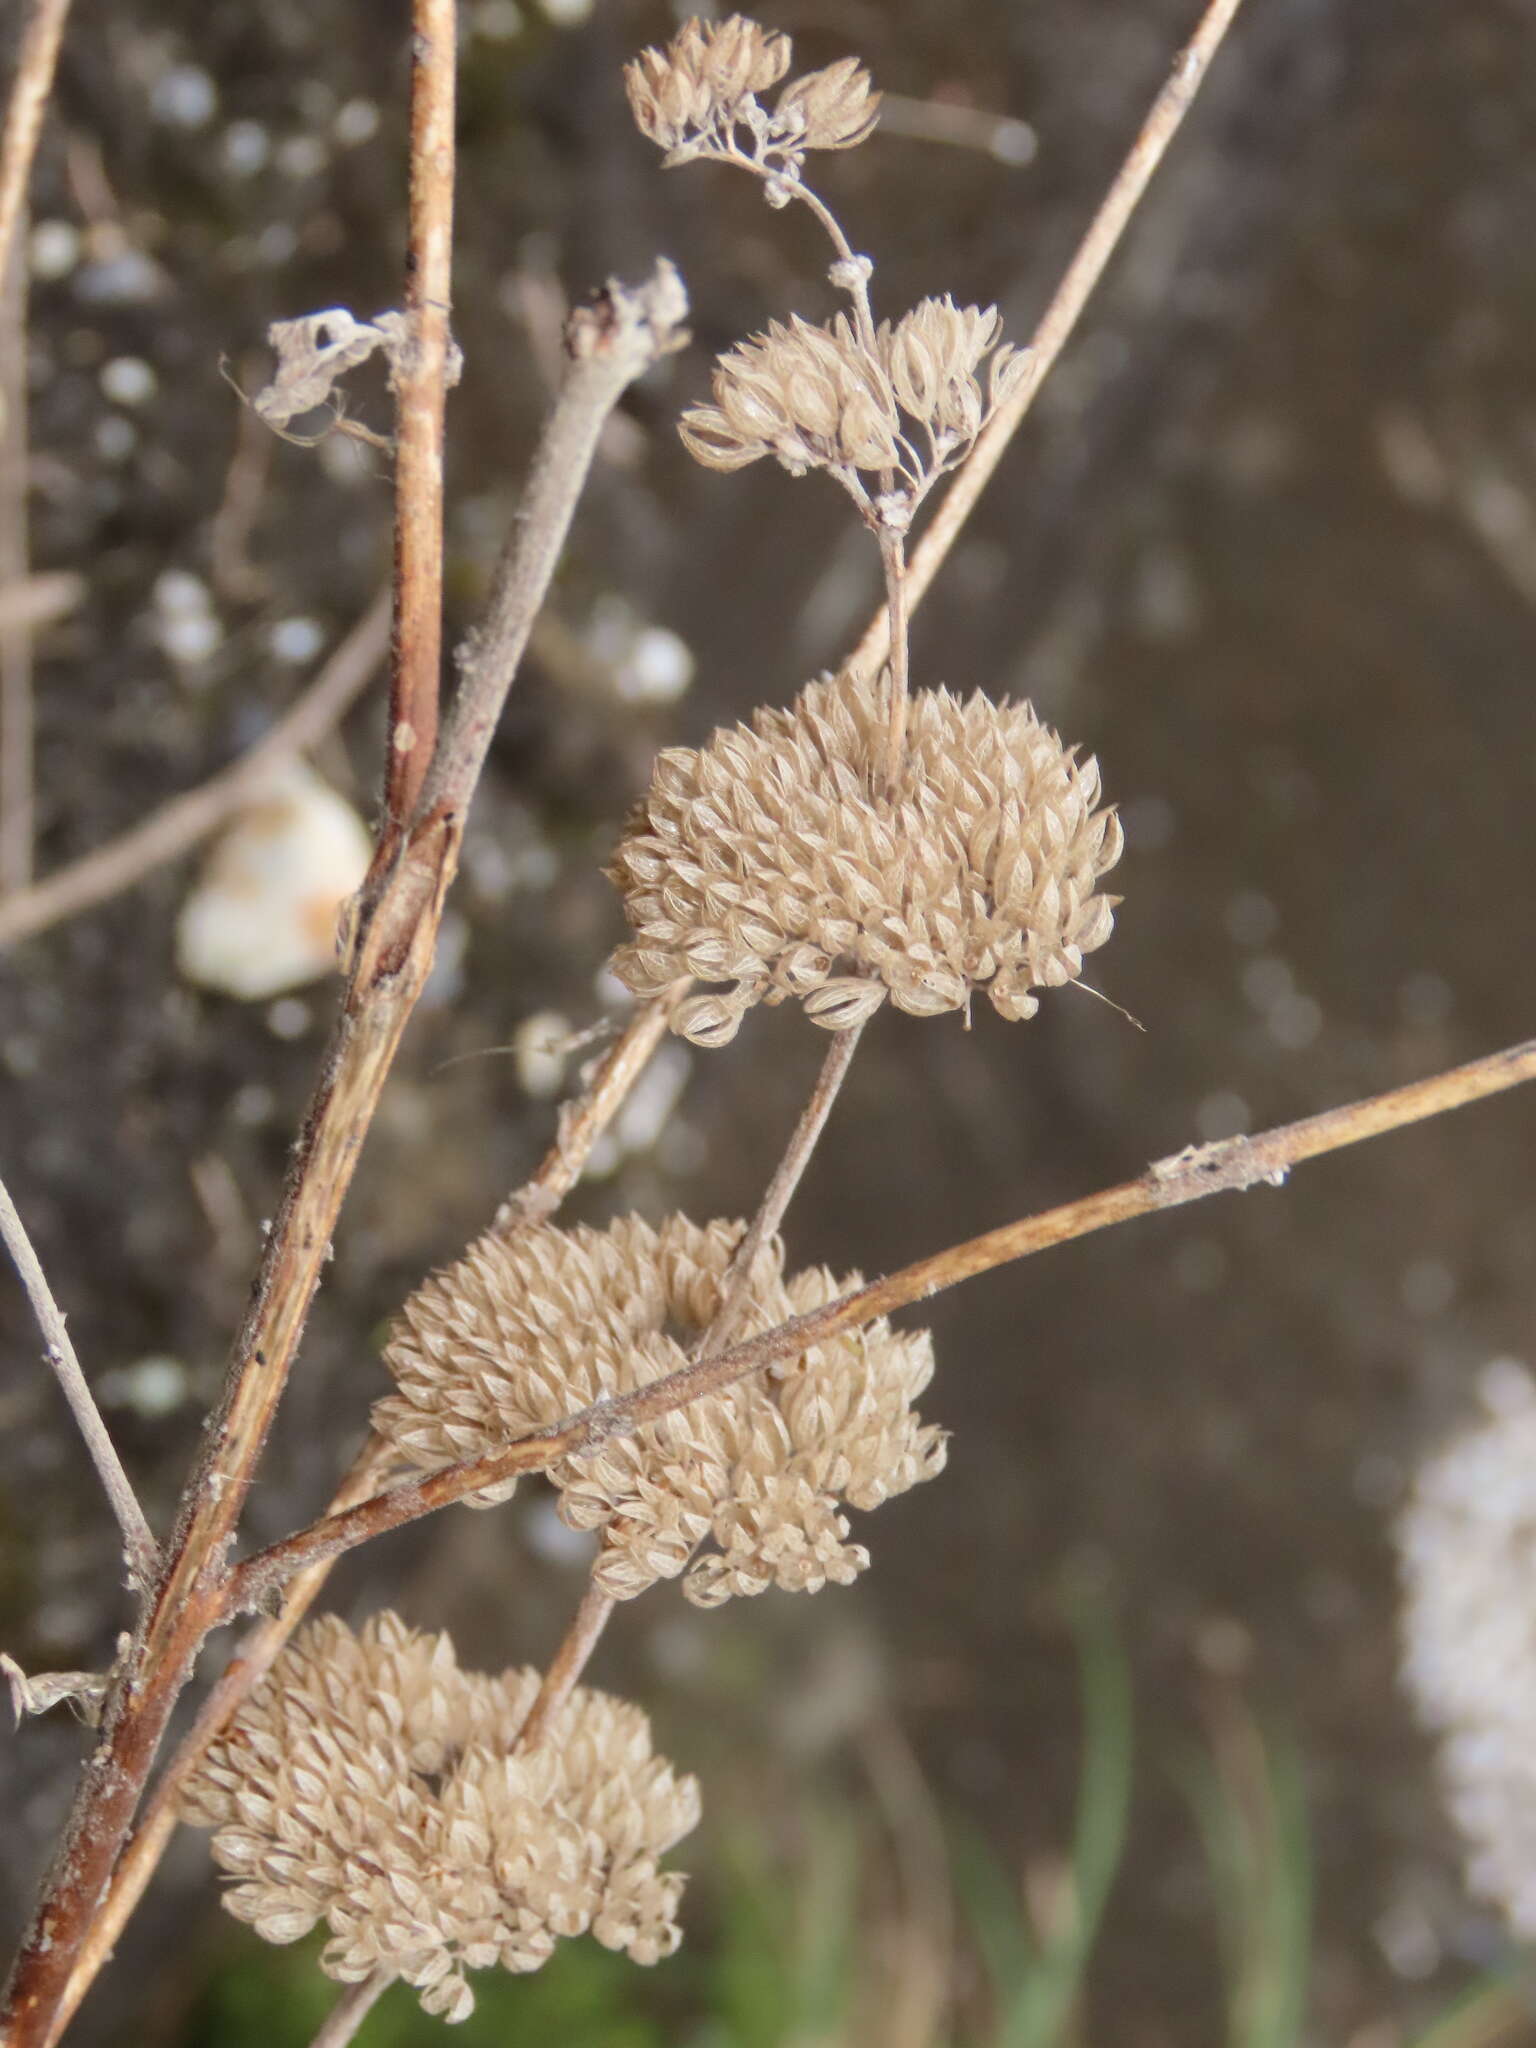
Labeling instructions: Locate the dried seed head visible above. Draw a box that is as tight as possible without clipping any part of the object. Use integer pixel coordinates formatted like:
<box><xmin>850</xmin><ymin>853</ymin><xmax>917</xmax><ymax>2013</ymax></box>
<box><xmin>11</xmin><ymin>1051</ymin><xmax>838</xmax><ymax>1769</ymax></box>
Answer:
<box><xmin>179</xmin><ymin>1612</ymin><xmax>700</xmax><ymax>2020</ymax></box>
<box><xmin>771</xmin><ymin>55</ymin><xmax>882</xmax><ymax>152</ymax></box>
<box><xmin>882</xmin><ymin>296</ymin><xmax>1026</xmax><ymax>446</ymax></box>
<box><xmin>373</xmin><ymin>1214</ymin><xmax>945</xmax><ymax>1605</ymax></box>
<box><xmin>1397</xmin><ymin>1364</ymin><xmax>1536</xmax><ymax>1939</ymax></box>
<box><xmin>679</xmin><ymin>313</ymin><xmax>900</xmax><ymax>478</ymax></box>
<box><xmin>607</xmin><ymin>668</ymin><xmax>1122</xmax><ymax>1042</ymax></box>
<box><xmin>679</xmin><ymin>300</ymin><xmax>1025</xmax><ymax>504</ymax></box>
<box><xmin>624</xmin><ymin>16</ymin><xmax>792</xmax><ymax>153</ymax></box>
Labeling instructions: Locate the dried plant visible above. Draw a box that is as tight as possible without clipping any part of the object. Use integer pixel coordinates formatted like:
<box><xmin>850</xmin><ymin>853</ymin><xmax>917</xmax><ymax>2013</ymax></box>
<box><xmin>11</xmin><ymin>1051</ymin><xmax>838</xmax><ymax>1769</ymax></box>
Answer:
<box><xmin>8</xmin><ymin>5</ymin><xmax>1536</xmax><ymax>2046</ymax></box>
<box><xmin>373</xmin><ymin>1213</ymin><xmax>944</xmax><ymax>1602</ymax></box>
<box><xmin>179</xmin><ymin>1612</ymin><xmax>700</xmax><ymax>2022</ymax></box>
<box><xmin>608</xmin><ymin>667</ymin><xmax>1121</xmax><ymax>1043</ymax></box>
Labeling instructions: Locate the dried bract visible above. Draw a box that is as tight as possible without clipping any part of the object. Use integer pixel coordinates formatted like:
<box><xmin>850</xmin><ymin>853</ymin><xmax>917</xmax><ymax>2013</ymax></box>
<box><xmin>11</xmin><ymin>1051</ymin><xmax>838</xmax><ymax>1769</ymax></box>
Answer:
<box><xmin>373</xmin><ymin>1214</ymin><xmax>944</xmax><ymax>1605</ymax></box>
<box><xmin>772</xmin><ymin>56</ymin><xmax>881</xmax><ymax>151</ymax></box>
<box><xmin>1398</xmin><ymin>1363</ymin><xmax>1536</xmax><ymax>1938</ymax></box>
<box><xmin>624</xmin><ymin>17</ymin><xmax>877</xmax><ymax>170</ymax></box>
<box><xmin>679</xmin><ymin>313</ymin><xmax>899</xmax><ymax>478</ymax></box>
<box><xmin>180</xmin><ymin>1612</ymin><xmax>700</xmax><ymax>2021</ymax></box>
<box><xmin>625</xmin><ymin>16</ymin><xmax>791</xmax><ymax>151</ymax></box>
<box><xmin>679</xmin><ymin>300</ymin><xmax>1024</xmax><ymax>507</ymax></box>
<box><xmin>608</xmin><ymin>668</ymin><xmax>1121</xmax><ymax>1041</ymax></box>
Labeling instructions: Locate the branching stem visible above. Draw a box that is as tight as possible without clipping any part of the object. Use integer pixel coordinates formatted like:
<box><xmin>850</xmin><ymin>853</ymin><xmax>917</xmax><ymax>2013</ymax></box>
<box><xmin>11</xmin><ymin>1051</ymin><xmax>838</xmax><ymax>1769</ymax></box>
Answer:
<box><xmin>227</xmin><ymin>1034</ymin><xmax>1536</xmax><ymax>1609</ymax></box>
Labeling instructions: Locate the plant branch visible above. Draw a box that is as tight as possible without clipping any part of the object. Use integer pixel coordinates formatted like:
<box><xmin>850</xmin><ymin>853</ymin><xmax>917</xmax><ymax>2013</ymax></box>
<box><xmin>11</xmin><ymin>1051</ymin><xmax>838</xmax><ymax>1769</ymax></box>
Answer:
<box><xmin>0</xmin><ymin>0</ymin><xmax>72</xmax><ymax>288</ymax></box>
<box><xmin>516</xmin><ymin>1578</ymin><xmax>616</xmax><ymax>1752</ymax></box>
<box><xmin>493</xmin><ymin>990</ymin><xmax>680</xmax><ymax>1233</ymax></box>
<box><xmin>381</xmin><ymin>0</ymin><xmax>456</xmax><ymax>842</ymax></box>
<box><xmin>226</xmin><ymin>1032</ymin><xmax>1536</xmax><ymax>1607</ymax></box>
<box><xmin>0</xmin><ymin>209</ymin><xmax>33</xmax><ymax>892</ymax></box>
<box><xmin>510</xmin><ymin>1017</ymin><xmax>863</xmax><ymax>1746</ymax></box>
<box><xmin>418</xmin><ymin>259</ymin><xmax>689</xmax><ymax>818</ymax></box>
<box><xmin>878</xmin><ymin>526</ymin><xmax>909</xmax><ymax>786</ymax></box>
<box><xmin>709</xmin><ymin>1019</ymin><xmax>864</xmax><ymax>1356</ymax></box>
<box><xmin>49</xmin><ymin>977</ymin><xmax>686</xmax><ymax>2036</ymax></box>
<box><xmin>2</xmin><ymin>148</ymin><xmax>686</xmax><ymax>2048</ymax></box>
<box><xmin>0</xmin><ymin>1172</ymin><xmax>159</xmax><ymax>1592</ymax></box>
<box><xmin>850</xmin><ymin>0</ymin><xmax>1247</xmax><ymax>678</ymax></box>
<box><xmin>0</xmin><ymin>590</ymin><xmax>391</xmax><ymax>948</ymax></box>
<box><xmin>309</xmin><ymin>1967</ymin><xmax>393</xmax><ymax>2048</ymax></box>
<box><xmin>45</xmin><ymin>1436</ymin><xmax>396</xmax><ymax>2048</ymax></box>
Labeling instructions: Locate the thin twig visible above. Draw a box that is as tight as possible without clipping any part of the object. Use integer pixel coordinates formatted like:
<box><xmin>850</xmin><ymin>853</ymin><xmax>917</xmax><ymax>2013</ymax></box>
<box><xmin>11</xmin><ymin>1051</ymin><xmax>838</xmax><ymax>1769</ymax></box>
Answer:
<box><xmin>0</xmin><ymin>1171</ymin><xmax>159</xmax><ymax>1593</ymax></box>
<box><xmin>381</xmin><ymin>0</ymin><xmax>456</xmax><ymax>842</ymax></box>
<box><xmin>0</xmin><ymin>0</ymin><xmax>73</xmax><ymax>287</ymax></box>
<box><xmin>0</xmin><ymin>590</ymin><xmax>392</xmax><ymax>948</ymax></box>
<box><xmin>493</xmin><ymin>991</ymin><xmax>679</xmax><ymax>1233</ymax></box>
<box><xmin>516</xmin><ymin>1578</ymin><xmax>616</xmax><ymax>1752</ymax></box>
<box><xmin>0</xmin><ymin>210</ymin><xmax>33</xmax><ymax>891</ymax></box>
<box><xmin>226</xmin><ymin>1032</ymin><xmax>1536</xmax><ymax>1606</ymax></box>
<box><xmin>708</xmin><ymin>1019</ymin><xmax>864</xmax><ymax>1356</ymax></box>
<box><xmin>878</xmin><ymin>526</ymin><xmax>909</xmax><ymax>786</ymax></box>
<box><xmin>850</xmin><ymin>0</ymin><xmax>1246</xmax><ymax>679</ymax></box>
<box><xmin>417</xmin><ymin>262</ymin><xmax>689</xmax><ymax>817</ymax></box>
<box><xmin>308</xmin><ymin>1966</ymin><xmax>393</xmax><ymax>2048</ymax></box>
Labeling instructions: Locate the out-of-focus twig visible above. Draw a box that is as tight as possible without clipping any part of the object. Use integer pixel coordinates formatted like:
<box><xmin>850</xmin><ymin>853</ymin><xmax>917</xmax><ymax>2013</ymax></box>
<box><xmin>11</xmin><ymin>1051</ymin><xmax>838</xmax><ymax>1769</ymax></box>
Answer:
<box><xmin>0</xmin><ymin>589</ymin><xmax>391</xmax><ymax>948</ymax></box>
<box><xmin>0</xmin><ymin>1170</ymin><xmax>159</xmax><ymax>1592</ymax></box>
<box><xmin>0</xmin><ymin>569</ymin><xmax>82</xmax><ymax>635</ymax></box>
<box><xmin>875</xmin><ymin>92</ymin><xmax>1036</xmax><ymax>166</ymax></box>
<box><xmin>851</xmin><ymin>0</ymin><xmax>1246</xmax><ymax>677</ymax></box>
<box><xmin>0</xmin><ymin>217</ymin><xmax>33</xmax><ymax>892</ymax></box>
<box><xmin>0</xmin><ymin>0</ymin><xmax>73</xmax><ymax>285</ymax></box>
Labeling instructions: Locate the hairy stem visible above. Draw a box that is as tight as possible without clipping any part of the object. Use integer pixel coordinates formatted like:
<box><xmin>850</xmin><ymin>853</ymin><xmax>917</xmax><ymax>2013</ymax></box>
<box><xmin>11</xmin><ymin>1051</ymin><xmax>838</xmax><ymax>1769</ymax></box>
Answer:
<box><xmin>0</xmin><ymin>1173</ymin><xmax>158</xmax><ymax>1592</ymax></box>
<box><xmin>226</xmin><ymin>1031</ymin><xmax>1536</xmax><ymax>1602</ymax></box>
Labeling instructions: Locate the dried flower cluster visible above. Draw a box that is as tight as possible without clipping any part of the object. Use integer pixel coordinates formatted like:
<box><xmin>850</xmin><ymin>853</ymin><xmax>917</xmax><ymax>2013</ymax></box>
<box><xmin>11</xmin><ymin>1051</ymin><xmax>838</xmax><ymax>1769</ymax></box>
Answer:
<box><xmin>679</xmin><ymin>298</ymin><xmax>1027</xmax><ymax>509</ymax></box>
<box><xmin>624</xmin><ymin>17</ymin><xmax>878</xmax><ymax>169</ymax></box>
<box><xmin>607</xmin><ymin>667</ymin><xmax>1121</xmax><ymax>1045</ymax></box>
<box><xmin>373</xmin><ymin>1214</ymin><xmax>944</xmax><ymax>1604</ymax></box>
<box><xmin>179</xmin><ymin>1612</ymin><xmax>700</xmax><ymax>2022</ymax></box>
<box><xmin>1398</xmin><ymin>1361</ymin><xmax>1536</xmax><ymax>1937</ymax></box>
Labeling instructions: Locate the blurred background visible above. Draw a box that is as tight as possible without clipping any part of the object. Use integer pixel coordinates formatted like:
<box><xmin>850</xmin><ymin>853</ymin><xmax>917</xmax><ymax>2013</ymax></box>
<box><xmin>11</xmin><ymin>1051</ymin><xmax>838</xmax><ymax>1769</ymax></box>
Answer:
<box><xmin>2</xmin><ymin>1</ymin><xmax>1536</xmax><ymax>2042</ymax></box>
